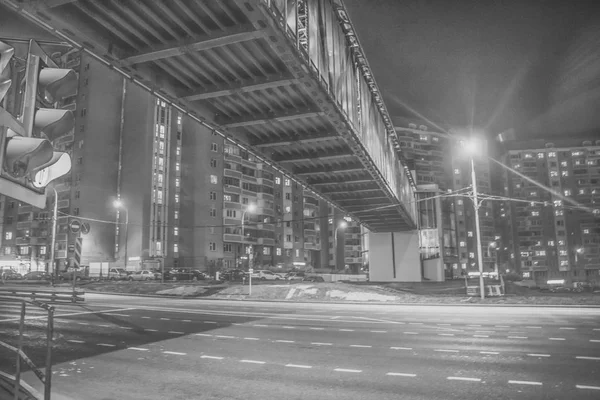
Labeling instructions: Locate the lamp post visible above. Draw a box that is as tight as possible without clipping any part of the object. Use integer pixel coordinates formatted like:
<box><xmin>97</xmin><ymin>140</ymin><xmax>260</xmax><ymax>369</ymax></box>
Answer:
<box><xmin>463</xmin><ymin>139</ymin><xmax>486</xmax><ymax>300</ymax></box>
<box><xmin>241</xmin><ymin>203</ymin><xmax>256</xmax><ymax>295</ymax></box>
<box><xmin>49</xmin><ymin>187</ymin><xmax>58</xmax><ymax>282</ymax></box>
<box><xmin>334</xmin><ymin>220</ymin><xmax>348</xmax><ymax>271</ymax></box>
<box><xmin>575</xmin><ymin>247</ymin><xmax>584</xmax><ymax>264</ymax></box>
<box><xmin>113</xmin><ymin>200</ymin><xmax>129</xmax><ymax>272</ymax></box>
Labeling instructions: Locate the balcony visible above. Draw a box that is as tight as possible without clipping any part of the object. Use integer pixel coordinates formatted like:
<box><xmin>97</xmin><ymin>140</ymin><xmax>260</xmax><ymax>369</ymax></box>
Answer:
<box><xmin>56</xmin><ymin>250</ymin><xmax>67</xmax><ymax>259</ymax></box>
<box><xmin>223</xmin><ymin>185</ymin><xmax>241</xmax><ymax>194</ymax></box>
<box><xmin>224</xmin><ymin>169</ymin><xmax>242</xmax><ymax>179</ymax></box>
<box><xmin>16</xmin><ymin>237</ymin><xmax>30</xmax><ymax>245</ymax></box>
<box><xmin>258</xmin><ymin>238</ymin><xmax>275</xmax><ymax>246</ymax></box>
<box><xmin>304</xmin><ymin>243</ymin><xmax>320</xmax><ymax>250</ymax></box>
<box><xmin>241</xmin><ymin>174</ymin><xmax>258</xmax><ymax>183</ymax></box>
<box><xmin>257</xmin><ymin>223</ymin><xmax>275</xmax><ymax>231</ymax></box>
<box><xmin>224</xmin><ymin>202</ymin><xmax>242</xmax><ymax>210</ymax></box>
<box><xmin>345</xmin><ymin>245</ymin><xmax>361</xmax><ymax>251</ymax></box>
<box><xmin>257</xmin><ymin>192</ymin><xmax>274</xmax><ymax>201</ymax></box>
<box><xmin>224</xmin><ymin>152</ymin><xmax>242</xmax><ymax>162</ymax></box>
<box><xmin>223</xmin><ymin>234</ymin><xmax>242</xmax><ymax>243</ymax></box>
<box><xmin>257</xmin><ymin>178</ymin><xmax>274</xmax><ymax>187</ymax></box>
<box><xmin>344</xmin><ymin>257</ymin><xmax>363</xmax><ymax>264</ymax></box>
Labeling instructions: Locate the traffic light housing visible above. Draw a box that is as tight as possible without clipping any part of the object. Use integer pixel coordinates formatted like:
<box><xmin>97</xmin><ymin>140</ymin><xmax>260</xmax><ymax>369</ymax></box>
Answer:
<box><xmin>0</xmin><ymin>40</ymin><xmax>74</xmax><ymax>208</ymax></box>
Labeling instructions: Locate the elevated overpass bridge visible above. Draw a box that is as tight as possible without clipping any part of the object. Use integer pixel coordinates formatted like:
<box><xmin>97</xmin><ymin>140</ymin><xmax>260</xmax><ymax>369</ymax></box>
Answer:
<box><xmin>2</xmin><ymin>0</ymin><xmax>417</xmax><ymax>232</ymax></box>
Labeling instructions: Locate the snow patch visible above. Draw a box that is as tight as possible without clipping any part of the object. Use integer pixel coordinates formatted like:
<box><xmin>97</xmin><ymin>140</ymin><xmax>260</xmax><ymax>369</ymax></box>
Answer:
<box><xmin>156</xmin><ymin>286</ymin><xmax>207</xmax><ymax>296</ymax></box>
<box><xmin>326</xmin><ymin>290</ymin><xmax>398</xmax><ymax>302</ymax></box>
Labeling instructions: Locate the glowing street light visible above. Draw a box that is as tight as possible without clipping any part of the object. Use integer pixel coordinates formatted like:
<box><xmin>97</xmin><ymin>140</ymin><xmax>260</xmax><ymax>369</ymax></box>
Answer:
<box><xmin>334</xmin><ymin>220</ymin><xmax>348</xmax><ymax>270</ymax></box>
<box><xmin>113</xmin><ymin>199</ymin><xmax>129</xmax><ymax>273</ymax></box>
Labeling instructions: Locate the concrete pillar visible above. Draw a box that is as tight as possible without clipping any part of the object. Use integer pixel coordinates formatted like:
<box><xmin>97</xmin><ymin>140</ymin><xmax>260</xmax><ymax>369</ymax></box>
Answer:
<box><xmin>368</xmin><ymin>231</ymin><xmax>421</xmax><ymax>282</ymax></box>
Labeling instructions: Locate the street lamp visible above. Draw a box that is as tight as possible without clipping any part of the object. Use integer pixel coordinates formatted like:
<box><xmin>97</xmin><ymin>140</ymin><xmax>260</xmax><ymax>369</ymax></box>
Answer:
<box><xmin>241</xmin><ymin>203</ymin><xmax>257</xmax><ymax>295</ymax></box>
<box><xmin>462</xmin><ymin>138</ymin><xmax>486</xmax><ymax>300</ymax></box>
<box><xmin>113</xmin><ymin>199</ymin><xmax>129</xmax><ymax>272</ymax></box>
<box><xmin>334</xmin><ymin>220</ymin><xmax>348</xmax><ymax>271</ymax></box>
<box><xmin>575</xmin><ymin>247</ymin><xmax>584</xmax><ymax>264</ymax></box>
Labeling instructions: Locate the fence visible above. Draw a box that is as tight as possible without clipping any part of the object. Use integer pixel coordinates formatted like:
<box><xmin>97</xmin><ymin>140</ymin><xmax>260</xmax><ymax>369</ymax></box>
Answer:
<box><xmin>0</xmin><ymin>287</ymin><xmax>84</xmax><ymax>303</ymax></box>
<box><xmin>0</xmin><ymin>296</ymin><xmax>54</xmax><ymax>400</ymax></box>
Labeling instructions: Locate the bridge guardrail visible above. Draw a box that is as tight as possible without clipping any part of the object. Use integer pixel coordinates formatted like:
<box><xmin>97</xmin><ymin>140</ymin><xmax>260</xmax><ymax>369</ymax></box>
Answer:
<box><xmin>0</xmin><ymin>295</ymin><xmax>54</xmax><ymax>400</ymax></box>
<box><xmin>0</xmin><ymin>287</ymin><xmax>84</xmax><ymax>303</ymax></box>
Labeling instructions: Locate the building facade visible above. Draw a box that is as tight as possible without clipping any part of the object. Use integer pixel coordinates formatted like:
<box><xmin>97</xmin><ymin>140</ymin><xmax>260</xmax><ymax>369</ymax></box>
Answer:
<box><xmin>497</xmin><ymin>135</ymin><xmax>600</xmax><ymax>284</ymax></box>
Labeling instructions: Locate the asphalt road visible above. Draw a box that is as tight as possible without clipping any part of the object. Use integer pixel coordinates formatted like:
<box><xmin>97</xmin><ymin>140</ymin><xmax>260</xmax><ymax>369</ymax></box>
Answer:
<box><xmin>1</xmin><ymin>293</ymin><xmax>599</xmax><ymax>400</ymax></box>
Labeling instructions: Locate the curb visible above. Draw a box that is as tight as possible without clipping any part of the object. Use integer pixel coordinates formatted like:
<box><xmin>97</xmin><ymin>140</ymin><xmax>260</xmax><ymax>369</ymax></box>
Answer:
<box><xmin>86</xmin><ymin>291</ymin><xmax>600</xmax><ymax>308</ymax></box>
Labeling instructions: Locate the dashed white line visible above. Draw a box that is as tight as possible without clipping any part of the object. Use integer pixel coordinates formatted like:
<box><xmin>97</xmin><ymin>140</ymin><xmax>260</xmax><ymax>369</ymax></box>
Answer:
<box><xmin>253</xmin><ymin>324</ymin><xmax>268</xmax><ymax>327</ymax></box>
<box><xmin>168</xmin><ymin>331</ymin><xmax>185</xmax><ymax>335</ymax></box>
<box><xmin>243</xmin><ymin>337</ymin><xmax>259</xmax><ymax>341</ymax></box>
<box><xmin>160</xmin><ymin>318</ymin><xmax>170</xmax><ymax>321</ymax></box>
<box><xmin>475</xmin><ymin>331</ymin><xmax>494</xmax><ymax>334</ymax></box>
<box><xmin>282</xmin><ymin>326</ymin><xmax>295</xmax><ymax>329</ymax></box>
<box><xmin>144</xmin><ymin>329</ymin><xmax>158</xmax><ymax>332</ymax></box>
<box><xmin>128</xmin><ymin>347</ymin><xmax>149</xmax><ymax>351</ymax></box>
<box><xmin>527</xmin><ymin>354</ymin><xmax>550</xmax><ymax>357</ymax></box>
<box><xmin>576</xmin><ymin>385</ymin><xmax>600</xmax><ymax>391</ymax></box>
<box><xmin>409</xmin><ymin>322</ymin><xmax>423</xmax><ymax>325</ymax></box>
<box><xmin>309</xmin><ymin>327</ymin><xmax>324</xmax><ymax>330</ymax></box>
<box><xmin>391</xmin><ymin>347</ymin><xmax>412</xmax><ymax>350</ymax></box>
<box><xmin>201</xmin><ymin>355</ymin><xmax>223</xmax><ymax>360</ymax></box>
<box><xmin>182</xmin><ymin>320</ymin><xmax>192</xmax><ymax>322</ymax></box>
<box><xmin>67</xmin><ymin>339</ymin><xmax>85</xmax><ymax>344</ymax></box>
<box><xmin>371</xmin><ymin>330</ymin><xmax>387</xmax><ymax>333</ymax></box>
<box><xmin>387</xmin><ymin>372</ymin><xmax>416</xmax><ymax>377</ymax></box>
<box><xmin>447</xmin><ymin>377</ymin><xmax>481</xmax><ymax>382</ymax></box>
<box><xmin>350</xmin><ymin>345</ymin><xmax>372</xmax><ymax>348</ymax></box>
<box><xmin>339</xmin><ymin>329</ymin><xmax>354</xmax><ymax>332</ymax></box>
<box><xmin>240</xmin><ymin>360</ymin><xmax>266</xmax><ymax>364</ymax></box>
<box><xmin>508</xmin><ymin>336</ymin><xmax>528</xmax><ymax>339</ymax></box>
<box><xmin>77</xmin><ymin>322</ymin><xmax>89</xmax><ymax>326</ymax></box>
<box><xmin>107</xmin><ymin>313</ymin><xmax>130</xmax><ymax>317</ymax></box>
<box><xmin>549</xmin><ymin>337</ymin><xmax>565</xmax><ymax>341</ymax></box>
<box><xmin>285</xmin><ymin>364</ymin><xmax>312</xmax><ymax>369</ymax></box>
<box><xmin>141</xmin><ymin>316</ymin><xmax>151</xmax><ymax>319</ymax></box>
<box><xmin>216</xmin><ymin>335</ymin><xmax>235</xmax><ymax>339</ymax></box>
<box><xmin>195</xmin><ymin>333</ymin><xmax>212</xmax><ymax>337</ymax></box>
<box><xmin>404</xmin><ymin>332</ymin><xmax>418</xmax><ymax>335</ymax></box>
<box><xmin>480</xmin><ymin>351</ymin><xmax>499</xmax><ymax>355</ymax></box>
<box><xmin>204</xmin><ymin>321</ymin><xmax>218</xmax><ymax>324</ymax></box>
<box><xmin>118</xmin><ymin>326</ymin><xmax>133</xmax><ymax>330</ymax></box>
<box><xmin>593</xmin><ymin>328</ymin><xmax>600</xmax><ymax>331</ymax></box>
<box><xmin>526</xmin><ymin>326</ymin><xmax>542</xmax><ymax>329</ymax></box>
<box><xmin>495</xmin><ymin>325</ymin><xmax>510</xmax><ymax>328</ymax></box>
<box><xmin>312</xmin><ymin>342</ymin><xmax>332</xmax><ymax>346</ymax></box>
<box><xmin>473</xmin><ymin>335</ymin><xmax>489</xmax><ymax>338</ymax></box>
<box><xmin>590</xmin><ymin>339</ymin><xmax>600</xmax><ymax>343</ymax></box>
<box><xmin>98</xmin><ymin>324</ymin><xmax>112</xmax><ymax>328</ymax></box>
<box><xmin>509</xmin><ymin>380</ymin><xmax>542</xmax><ymax>386</ymax></box>
<box><xmin>275</xmin><ymin>340</ymin><xmax>295</xmax><ymax>343</ymax></box>
<box><xmin>334</xmin><ymin>368</ymin><xmax>362</xmax><ymax>373</ymax></box>
<box><xmin>467</xmin><ymin>325</ymin><xmax>482</xmax><ymax>327</ymax></box>
<box><xmin>163</xmin><ymin>351</ymin><xmax>186</xmax><ymax>356</ymax></box>
<box><xmin>559</xmin><ymin>327</ymin><xmax>575</xmax><ymax>330</ymax></box>
<box><xmin>576</xmin><ymin>356</ymin><xmax>600</xmax><ymax>361</ymax></box>
<box><xmin>435</xmin><ymin>349</ymin><xmax>459</xmax><ymax>353</ymax></box>
<box><xmin>96</xmin><ymin>343</ymin><xmax>116</xmax><ymax>347</ymax></box>
<box><xmin>439</xmin><ymin>333</ymin><xmax>454</xmax><ymax>336</ymax></box>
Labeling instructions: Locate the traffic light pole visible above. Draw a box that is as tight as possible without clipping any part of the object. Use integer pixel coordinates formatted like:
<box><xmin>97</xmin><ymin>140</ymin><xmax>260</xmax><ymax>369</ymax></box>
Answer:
<box><xmin>49</xmin><ymin>187</ymin><xmax>58</xmax><ymax>281</ymax></box>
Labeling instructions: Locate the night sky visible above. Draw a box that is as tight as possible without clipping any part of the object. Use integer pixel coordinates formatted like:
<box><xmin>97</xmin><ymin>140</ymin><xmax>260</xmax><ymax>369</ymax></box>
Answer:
<box><xmin>344</xmin><ymin>0</ymin><xmax>600</xmax><ymax>139</ymax></box>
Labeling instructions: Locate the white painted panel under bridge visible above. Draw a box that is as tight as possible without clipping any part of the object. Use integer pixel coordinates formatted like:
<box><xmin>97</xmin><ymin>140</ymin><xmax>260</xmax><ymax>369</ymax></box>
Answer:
<box><xmin>368</xmin><ymin>232</ymin><xmax>421</xmax><ymax>282</ymax></box>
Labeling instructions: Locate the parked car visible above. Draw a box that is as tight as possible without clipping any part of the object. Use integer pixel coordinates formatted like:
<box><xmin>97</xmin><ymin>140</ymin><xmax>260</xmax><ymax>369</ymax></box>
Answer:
<box><xmin>128</xmin><ymin>270</ymin><xmax>157</xmax><ymax>281</ymax></box>
<box><xmin>1</xmin><ymin>269</ymin><xmax>22</xmax><ymax>280</ymax></box>
<box><xmin>251</xmin><ymin>270</ymin><xmax>283</xmax><ymax>281</ymax></box>
<box><xmin>59</xmin><ymin>267</ymin><xmax>86</xmax><ymax>281</ymax></box>
<box><xmin>219</xmin><ymin>269</ymin><xmax>247</xmax><ymax>282</ymax></box>
<box><xmin>285</xmin><ymin>272</ymin><xmax>305</xmax><ymax>281</ymax></box>
<box><xmin>164</xmin><ymin>268</ymin><xmax>207</xmax><ymax>281</ymax></box>
<box><xmin>108</xmin><ymin>268</ymin><xmax>130</xmax><ymax>280</ymax></box>
<box><xmin>23</xmin><ymin>271</ymin><xmax>52</xmax><ymax>281</ymax></box>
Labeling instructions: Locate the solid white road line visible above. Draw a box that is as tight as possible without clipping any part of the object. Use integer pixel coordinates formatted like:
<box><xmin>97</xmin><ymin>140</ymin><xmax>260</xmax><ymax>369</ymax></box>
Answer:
<box><xmin>495</xmin><ymin>325</ymin><xmax>510</xmax><ymax>328</ymax></box>
<box><xmin>526</xmin><ymin>326</ymin><xmax>542</xmax><ymax>329</ymax></box>
<box><xmin>576</xmin><ymin>356</ymin><xmax>600</xmax><ymax>360</ymax></box>
<box><xmin>96</xmin><ymin>343</ymin><xmax>116</xmax><ymax>347</ymax></box>
<box><xmin>350</xmin><ymin>345</ymin><xmax>372</xmax><ymax>348</ymax></box>
<box><xmin>549</xmin><ymin>338</ymin><xmax>565</xmax><ymax>341</ymax></box>
<box><xmin>240</xmin><ymin>360</ymin><xmax>265</xmax><ymax>364</ymax></box>
<box><xmin>334</xmin><ymin>368</ymin><xmax>362</xmax><ymax>373</ymax></box>
<box><xmin>435</xmin><ymin>349</ymin><xmax>459</xmax><ymax>353</ymax></box>
<box><xmin>201</xmin><ymin>355</ymin><xmax>223</xmax><ymax>360</ymax></box>
<box><xmin>447</xmin><ymin>377</ymin><xmax>481</xmax><ymax>382</ymax></box>
<box><xmin>128</xmin><ymin>347</ymin><xmax>149</xmax><ymax>351</ymax></box>
<box><xmin>508</xmin><ymin>380</ymin><xmax>542</xmax><ymax>386</ymax></box>
<box><xmin>275</xmin><ymin>340</ymin><xmax>295</xmax><ymax>343</ymax></box>
<box><xmin>168</xmin><ymin>331</ymin><xmax>185</xmax><ymax>334</ymax></box>
<box><xmin>244</xmin><ymin>337</ymin><xmax>259</xmax><ymax>341</ymax></box>
<box><xmin>480</xmin><ymin>351</ymin><xmax>499</xmax><ymax>355</ymax></box>
<box><xmin>285</xmin><ymin>364</ymin><xmax>312</xmax><ymax>369</ymax></box>
<box><xmin>527</xmin><ymin>354</ymin><xmax>550</xmax><ymax>357</ymax></box>
<box><xmin>141</xmin><ymin>317</ymin><xmax>151</xmax><ymax>319</ymax></box>
<box><xmin>182</xmin><ymin>320</ymin><xmax>192</xmax><ymax>322</ymax></box>
<box><xmin>467</xmin><ymin>325</ymin><xmax>482</xmax><ymax>327</ymax></box>
<box><xmin>370</xmin><ymin>330</ymin><xmax>387</xmax><ymax>333</ymax></box>
<box><xmin>77</xmin><ymin>322</ymin><xmax>89</xmax><ymax>325</ymax></box>
<box><xmin>67</xmin><ymin>339</ymin><xmax>85</xmax><ymax>344</ymax></box>
<box><xmin>387</xmin><ymin>372</ymin><xmax>416</xmax><ymax>377</ymax></box>
<box><xmin>163</xmin><ymin>351</ymin><xmax>186</xmax><ymax>356</ymax></box>
<box><xmin>107</xmin><ymin>313</ymin><xmax>130</xmax><ymax>317</ymax></box>
<box><xmin>576</xmin><ymin>385</ymin><xmax>600</xmax><ymax>390</ymax></box>
<box><xmin>391</xmin><ymin>347</ymin><xmax>412</xmax><ymax>350</ymax></box>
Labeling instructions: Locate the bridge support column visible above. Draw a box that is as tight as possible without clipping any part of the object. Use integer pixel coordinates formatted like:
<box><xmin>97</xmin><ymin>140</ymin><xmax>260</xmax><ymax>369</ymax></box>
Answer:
<box><xmin>368</xmin><ymin>231</ymin><xmax>421</xmax><ymax>282</ymax></box>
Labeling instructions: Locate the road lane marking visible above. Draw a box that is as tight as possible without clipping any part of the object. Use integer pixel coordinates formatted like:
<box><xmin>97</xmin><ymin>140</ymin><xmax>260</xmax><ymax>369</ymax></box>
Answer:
<box><xmin>480</xmin><ymin>351</ymin><xmax>499</xmax><ymax>355</ymax></box>
<box><xmin>285</xmin><ymin>364</ymin><xmax>312</xmax><ymax>369</ymax></box>
<box><xmin>204</xmin><ymin>321</ymin><xmax>218</xmax><ymax>324</ymax></box>
<box><xmin>144</xmin><ymin>329</ymin><xmax>158</xmax><ymax>332</ymax></box>
<box><xmin>508</xmin><ymin>332</ymin><xmax>525</xmax><ymax>334</ymax></box>
<box><xmin>67</xmin><ymin>339</ymin><xmax>85</xmax><ymax>344</ymax></box>
<box><xmin>107</xmin><ymin>313</ymin><xmax>130</xmax><ymax>317</ymax></box>
<box><xmin>275</xmin><ymin>340</ymin><xmax>295</xmax><ymax>343</ymax></box>
<box><xmin>467</xmin><ymin>325</ymin><xmax>481</xmax><ymax>327</ymax></box>
<box><xmin>240</xmin><ymin>360</ymin><xmax>265</xmax><ymax>364</ymax></box>
<box><xmin>525</xmin><ymin>326</ymin><xmax>542</xmax><ymax>329</ymax></box>
<box><xmin>576</xmin><ymin>356</ymin><xmax>600</xmax><ymax>360</ymax></box>
<box><xmin>370</xmin><ymin>330</ymin><xmax>387</xmax><ymax>333</ymax></box>
<box><xmin>141</xmin><ymin>317</ymin><xmax>151</xmax><ymax>319</ymax></box>
<box><xmin>168</xmin><ymin>331</ymin><xmax>184</xmax><ymax>334</ymax></box>
<box><xmin>182</xmin><ymin>320</ymin><xmax>192</xmax><ymax>322</ymax></box>
<box><xmin>350</xmin><ymin>345</ymin><xmax>372</xmax><ymax>348</ymax></box>
<box><xmin>508</xmin><ymin>336</ymin><xmax>528</xmax><ymax>339</ymax></box>
<box><xmin>590</xmin><ymin>340</ymin><xmax>600</xmax><ymax>343</ymax></box>
<box><xmin>495</xmin><ymin>325</ymin><xmax>510</xmax><ymax>328</ymax></box>
<box><xmin>339</xmin><ymin>329</ymin><xmax>354</xmax><ymax>332</ymax></box>
<box><xmin>404</xmin><ymin>332</ymin><xmax>418</xmax><ymax>335</ymax></box>
<box><xmin>437</xmin><ymin>323</ymin><xmax>451</xmax><ymax>326</ymax></box>
<box><xmin>98</xmin><ymin>324</ymin><xmax>112</xmax><ymax>328</ymax></box>
<box><xmin>282</xmin><ymin>326</ymin><xmax>295</xmax><ymax>329</ymax></box>
<box><xmin>387</xmin><ymin>372</ymin><xmax>416</xmax><ymax>377</ymax></box>
<box><xmin>215</xmin><ymin>335</ymin><xmax>235</xmax><ymax>339</ymax></box>
<box><xmin>309</xmin><ymin>327</ymin><xmax>324</xmax><ymax>330</ymax></box>
<box><xmin>409</xmin><ymin>322</ymin><xmax>423</xmax><ymax>325</ymax></box>
<box><xmin>201</xmin><ymin>355</ymin><xmax>223</xmax><ymax>360</ymax></box>
<box><xmin>439</xmin><ymin>333</ymin><xmax>454</xmax><ymax>336</ymax></box>
<box><xmin>447</xmin><ymin>377</ymin><xmax>481</xmax><ymax>382</ymax></box>
<box><xmin>96</xmin><ymin>343</ymin><xmax>116</xmax><ymax>347</ymax></box>
<box><xmin>77</xmin><ymin>322</ymin><xmax>89</xmax><ymax>326</ymax></box>
<box><xmin>163</xmin><ymin>351</ymin><xmax>186</xmax><ymax>356</ymax></box>
<box><xmin>253</xmin><ymin>324</ymin><xmax>268</xmax><ymax>327</ymax></box>
<box><xmin>593</xmin><ymin>328</ymin><xmax>600</xmax><ymax>331</ymax></box>
<box><xmin>128</xmin><ymin>347</ymin><xmax>149</xmax><ymax>351</ymax></box>
<box><xmin>312</xmin><ymin>342</ymin><xmax>332</xmax><ymax>346</ymax></box>
<box><xmin>244</xmin><ymin>337</ymin><xmax>259</xmax><ymax>340</ymax></box>
<box><xmin>118</xmin><ymin>326</ymin><xmax>133</xmax><ymax>330</ymax></box>
<box><xmin>473</xmin><ymin>335</ymin><xmax>489</xmax><ymax>338</ymax></box>
<box><xmin>549</xmin><ymin>338</ymin><xmax>565</xmax><ymax>341</ymax></box>
<box><xmin>475</xmin><ymin>331</ymin><xmax>494</xmax><ymax>333</ymax></box>
<box><xmin>435</xmin><ymin>349</ymin><xmax>459</xmax><ymax>353</ymax></box>
<box><xmin>391</xmin><ymin>347</ymin><xmax>412</xmax><ymax>350</ymax></box>
<box><xmin>334</xmin><ymin>368</ymin><xmax>361</xmax><ymax>373</ymax></box>
<box><xmin>576</xmin><ymin>385</ymin><xmax>600</xmax><ymax>390</ymax></box>
<box><xmin>509</xmin><ymin>380</ymin><xmax>542</xmax><ymax>386</ymax></box>
<box><xmin>195</xmin><ymin>333</ymin><xmax>212</xmax><ymax>337</ymax></box>
<box><xmin>160</xmin><ymin>318</ymin><xmax>170</xmax><ymax>321</ymax></box>
<box><xmin>1</xmin><ymin>307</ymin><xmax>138</xmax><ymax>323</ymax></box>
<box><xmin>559</xmin><ymin>327</ymin><xmax>575</xmax><ymax>330</ymax></box>
<box><xmin>527</xmin><ymin>354</ymin><xmax>550</xmax><ymax>357</ymax></box>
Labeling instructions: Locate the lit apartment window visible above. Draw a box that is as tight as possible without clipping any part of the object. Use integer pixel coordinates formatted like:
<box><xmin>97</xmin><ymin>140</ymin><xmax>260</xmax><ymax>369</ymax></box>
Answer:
<box><xmin>159</xmin><ymin>125</ymin><xmax>165</xmax><ymax>134</ymax></box>
<box><xmin>263</xmin><ymin>247</ymin><xmax>271</xmax><ymax>255</ymax></box>
<box><xmin>173</xmin><ymin>244</ymin><xmax>179</xmax><ymax>253</ymax></box>
<box><xmin>210</xmin><ymin>175</ymin><xmax>218</xmax><ymax>184</ymax></box>
<box><xmin>175</xmin><ymin>178</ymin><xmax>180</xmax><ymax>188</ymax></box>
<box><xmin>572</xmin><ymin>151</ymin><xmax>583</xmax><ymax>156</ymax></box>
<box><xmin>156</xmin><ymin>191</ymin><xmax>163</xmax><ymax>204</ymax></box>
<box><xmin>284</xmin><ymin>178</ymin><xmax>291</xmax><ymax>186</ymax></box>
<box><xmin>583</xmin><ymin>229</ymin><xmax>590</xmax><ymax>234</ymax></box>
<box><xmin>554</xmin><ymin>200</ymin><xmax>562</xmax><ymax>207</ymax></box>
<box><xmin>559</xmin><ymin>250</ymin><xmax>568</xmax><ymax>256</ymax></box>
<box><xmin>514</xmin><ymin>164</ymin><xmax>521</xmax><ymax>169</ymax></box>
<box><xmin>564</xmin><ymin>189</ymin><xmax>571</xmax><ymax>196</ymax></box>
<box><xmin>558</xmin><ymin>240</ymin><xmax>565</xmax><ymax>245</ymax></box>
<box><xmin>548</xmin><ymin>240</ymin><xmax>554</xmax><ymax>246</ymax></box>
<box><xmin>161</xmin><ymin>101</ymin><xmax>166</xmax><ymax>107</ymax></box>
<box><xmin>560</xmin><ymin>161</ymin><xmax>567</xmax><ymax>167</ymax></box>
<box><xmin>223</xmin><ymin>194</ymin><xmax>231</xmax><ymax>202</ymax></box>
<box><xmin>524</xmin><ymin>153</ymin><xmax>533</xmax><ymax>159</ymax></box>
<box><xmin>461</xmin><ymin>263</ymin><xmax>467</xmax><ymax>269</ymax></box>
<box><xmin>158</xmin><ymin>157</ymin><xmax>164</xmax><ymax>169</ymax></box>
<box><xmin>158</xmin><ymin>141</ymin><xmax>165</xmax><ymax>154</ymax></box>
<box><xmin>285</xmin><ymin>206</ymin><xmax>291</xmax><ymax>213</ymax></box>
<box><xmin>574</xmin><ymin>160</ymin><xmax>582</xmax><ymax>166</ymax></box>
<box><xmin>419</xmin><ymin>135</ymin><xmax>428</xmax><ymax>142</ymax></box>
<box><xmin>176</xmin><ymin>163</ymin><xmax>180</xmax><ymax>171</ymax></box>
<box><xmin>276</xmin><ymin>248</ymin><xmax>282</xmax><ymax>256</ymax></box>
<box><xmin>432</xmin><ymin>136</ymin><xmax>439</xmax><ymax>142</ymax></box>
<box><xmin>4</xmin><ymin>247</ymin><xmax>11</xmax><ymax>255</ymax></box>
<box><xmin>459</xmin><ymin>241</ymin><xmax>466</xmax><ymax>247</ymax></box>
<box><xmin>531</xmin><ymin>211</ymin><xmax>539</xmax><ymax>216</ymax></box>
<box><xmin>457</xmin><ymin>200</ymin><xmax>463</xmax><ymax>206</ymax></box>
<box><xmin>535</xmin><ymin>250</ymin><xmax>546</xmax><ymax>256</ymax></box>
<box><xmin>295</xmin><ymin>249</ymin><xmax>300</xmax><ymax>257</ymax></box>
<box><xmin>176</xmin><ymin>147</ymin><xmax>181</xmax><ymax>156</ymax></box>
<box><xmin>560</xmin><ymin>260</ymin><xmax>569</xmax><ymax>266</ymax></box>
<box><xmin>4</xmin><ymin>231</ymin><xmax>12</xmax><ymax>240</ymax></box>
<box><xmin>579</xmin><ymin>189</ymin><xmax>585</xmax><ymax>195</ymax></box>
<box><xmin>174</xmin><ymin>211</ymin><xmax>179</xmax><ymax>219</ymax></box>
<box><xmin>275</xmin><ymin>177</ymin><xmax>281</xmax><ymax>185</ymax></box>
<box><xmin>537</xmin><ymin>153</ymin><xmax>544</xmax><ymax>159</ymax></box>
<box><xmin>174</xmin><ymin>227</ymin><xmax>178</xmax><ymax>236</ymax></box>
<box><xmin>521</xmin><ymin>251</ymin><xmax>529</xmax><ymax>257</ymax></box>
<box><xmin>175</xmin><ymin>194</ymin><xmax>179</xmax><ymax>203</ymax></box>
<box><xmin>454</xmin><ymin>168</ymin><xmax>460</xmax><ymax>175</ymax></box>
<box><xmin>211</xmin><ymin>143</ymin><xmax>218</xmax><ymax>152</ymax></box>
<box><xmin>177</xmin><ymin>115</ymin><xmax>182</xmax><ymax>125</ymax></box>
<box><xmin>550</xmin><ymin>171</ymin><xmax>558</xmax><ymax>177</ymax></box>
<box><xmin>209</xmin><ymin>242</ymin><xmax>216</xmax><ymax>251</ymax></box>
<box><xmin>20</xmin><ymin>246</ymin><xmax>29</xmax><ymax>255</ymax></box>
<box><xmin>469</xmin><ymin>252</ymin><xmax>475</xmax><ymax>258</ymax></box>
<box><xmin>467</xmin><ymin>231</ymin><xmax>473</xmax><ymax>237</ymax></box>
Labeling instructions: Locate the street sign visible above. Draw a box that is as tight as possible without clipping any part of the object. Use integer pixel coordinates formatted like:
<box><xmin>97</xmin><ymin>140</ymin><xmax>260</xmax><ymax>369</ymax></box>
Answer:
<box><xmin>81</xmin><ymin>222</ymin><xmax>91</xmax><ymax>235</ymax></box>
<box><xmin>69</xmin><ymin>219</ymin><xmax>81</xmax><ymax>234</ymax></box>
<box><xmin>73</xmin><ymin>236</ymin><xmax>82</xmax><ymax>269</ymax></box>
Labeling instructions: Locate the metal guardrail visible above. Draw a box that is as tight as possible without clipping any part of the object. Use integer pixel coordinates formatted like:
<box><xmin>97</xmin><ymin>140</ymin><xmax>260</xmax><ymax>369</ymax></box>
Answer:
<box><xmin>0</xmin><ymin>288</ymin><xmax>84</xmax><ymax>303</ymax></box>
<box><xmin>0</xmin><ymin>295</ymin><xmax>54</xmax><ymax>400</ymax></box>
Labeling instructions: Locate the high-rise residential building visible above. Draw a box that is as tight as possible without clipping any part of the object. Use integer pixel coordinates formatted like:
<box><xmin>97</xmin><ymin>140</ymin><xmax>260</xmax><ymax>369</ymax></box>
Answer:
<box><xmin>393</xmin><ymin>117</ymin><xmax>495</xmax><ymax>278</ymax></box>
<box><xmin>497</xmin><ymin>134</ymin><xmax>600</xmax><ymax>284</ymax></box>
<box><xmin>328</xmin><ymin>207</ymin><xmax>364</xmax><ymax>273</ymax></box>
<box><xmin>0</xmin><ymin>44</ymin><xmax>329</xmax><ymax>275</ymax></box>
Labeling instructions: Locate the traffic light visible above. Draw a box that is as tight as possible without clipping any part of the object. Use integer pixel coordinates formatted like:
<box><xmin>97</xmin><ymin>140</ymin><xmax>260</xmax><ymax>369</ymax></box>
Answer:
<box><xmin>0</xmin><ymin>40</ymin><xmax>74</xmax><ymax>208</ymax></box>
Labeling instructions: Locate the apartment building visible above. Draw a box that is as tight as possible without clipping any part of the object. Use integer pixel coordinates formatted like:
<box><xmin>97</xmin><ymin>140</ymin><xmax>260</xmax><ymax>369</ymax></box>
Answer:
<box><xmin>328</xmin><ymin>208</ymin><xmax>364</xmax><ymax>273</ymax></box>
<box><xmin>1</xmin><ymin>44</ymin><xmax>328</xmax><ymax>274</ymax></box>
<box><xmin>497</xmin><ymin>135</ymin><xmax>600</xmax><ymax>283</ymax></box>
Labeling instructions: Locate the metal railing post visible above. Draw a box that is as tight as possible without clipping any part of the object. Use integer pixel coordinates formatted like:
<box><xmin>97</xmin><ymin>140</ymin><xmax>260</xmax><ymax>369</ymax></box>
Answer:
<box><xmin>13</xmin><ymin>301</ymin><xmax>26</xmax><ymax>400</ymax></box>
<box><xmin>44</xmin><ymin>307</ymin><xmax>54</xmax><ymax>400</ymax></box>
